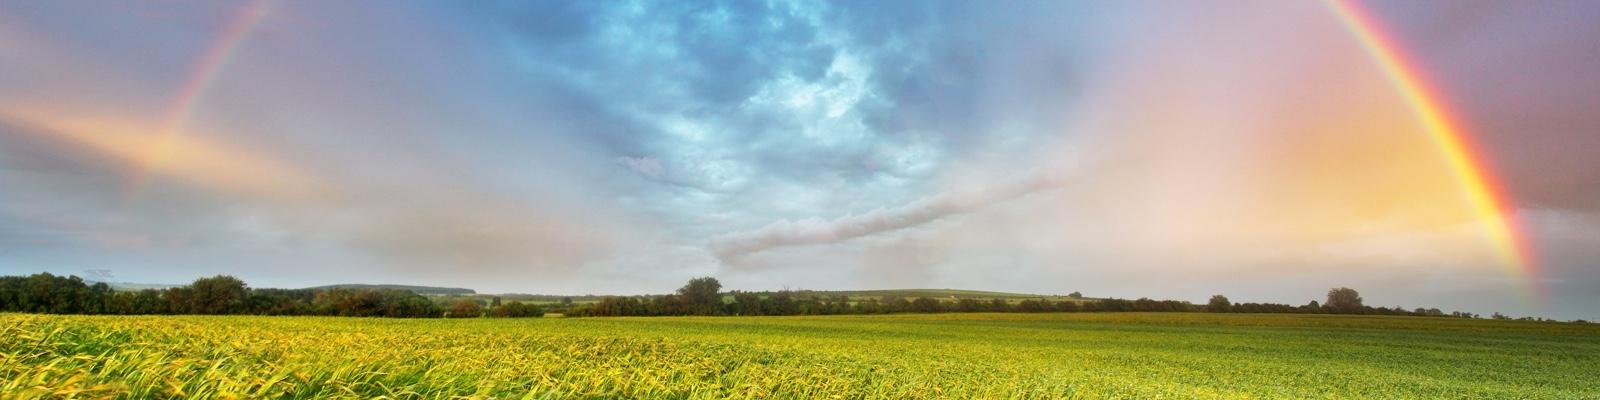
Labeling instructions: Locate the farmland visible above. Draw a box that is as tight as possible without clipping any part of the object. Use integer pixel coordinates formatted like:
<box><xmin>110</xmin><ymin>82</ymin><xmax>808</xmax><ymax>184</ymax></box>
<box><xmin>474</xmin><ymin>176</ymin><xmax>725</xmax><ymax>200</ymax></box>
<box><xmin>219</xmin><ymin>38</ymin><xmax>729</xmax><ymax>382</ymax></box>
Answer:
<box><xmin>2</xmin><ymin>313</ymin><xmax>1596</xmax><ymax>399</ymax></box>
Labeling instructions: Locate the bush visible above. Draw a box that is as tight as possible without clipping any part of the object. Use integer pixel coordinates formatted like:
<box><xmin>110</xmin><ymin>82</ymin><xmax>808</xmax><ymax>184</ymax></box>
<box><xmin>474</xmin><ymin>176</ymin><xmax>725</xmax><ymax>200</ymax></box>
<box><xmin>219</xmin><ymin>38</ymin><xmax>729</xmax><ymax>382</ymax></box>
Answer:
<box><xmin>447</xmin><ymin>299</ymin><xmax>483</xmax><ymax>318</ymax></box>
<box><xmin>489</xmin><ymin>302</ymin><xmax>544</xmax><ymax>318</ymax></box>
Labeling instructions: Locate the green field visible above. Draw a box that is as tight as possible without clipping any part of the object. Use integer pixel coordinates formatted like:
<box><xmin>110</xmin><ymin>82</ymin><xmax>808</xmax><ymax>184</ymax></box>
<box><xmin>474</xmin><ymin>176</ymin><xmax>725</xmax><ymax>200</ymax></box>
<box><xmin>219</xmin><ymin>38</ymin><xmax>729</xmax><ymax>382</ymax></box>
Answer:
<box><xmin>2</xmin><ymin>313</ymin><xmax>1595</xmax><ymax>399</ymax></box>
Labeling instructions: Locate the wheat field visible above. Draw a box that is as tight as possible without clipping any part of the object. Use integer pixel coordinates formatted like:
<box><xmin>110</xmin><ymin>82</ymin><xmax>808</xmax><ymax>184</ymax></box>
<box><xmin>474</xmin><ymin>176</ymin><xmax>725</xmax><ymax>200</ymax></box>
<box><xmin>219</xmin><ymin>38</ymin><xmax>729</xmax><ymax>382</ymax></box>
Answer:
<box><xmin>2</xmin><ymin>313</ymin><xmax>1595</xmax><ymax>399</ymax></box>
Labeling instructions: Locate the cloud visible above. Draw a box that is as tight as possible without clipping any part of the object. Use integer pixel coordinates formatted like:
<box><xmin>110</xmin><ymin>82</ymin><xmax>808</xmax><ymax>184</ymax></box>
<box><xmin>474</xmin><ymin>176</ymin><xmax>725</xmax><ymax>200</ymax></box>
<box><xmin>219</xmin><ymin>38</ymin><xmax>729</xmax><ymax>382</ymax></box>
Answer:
<box><xmin>0</xmin><ymin>106</ymin><xmax>320</xmax><ymax>201</ymax></box>
<box><xmin>5</xmin><ymin>0</ymin><xmax>1600</xmax><ymax>319</ymax></box>
<box><xmin>616</xmin><ymin>156</ymin><xmax>665</xmax><ymax>179</ymax></box>
<box><xmin>710</xmin><ymin>168</ymin><xmax>1073</xmax><ymax>260</ymax></box>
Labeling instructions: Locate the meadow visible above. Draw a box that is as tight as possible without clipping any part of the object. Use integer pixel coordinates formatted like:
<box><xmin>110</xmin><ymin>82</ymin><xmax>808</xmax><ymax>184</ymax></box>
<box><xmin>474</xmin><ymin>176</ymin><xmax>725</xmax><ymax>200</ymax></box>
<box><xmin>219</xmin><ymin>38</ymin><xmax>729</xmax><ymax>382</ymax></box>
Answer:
<box><xmin>1</xmin><ymin>312</ymin><xmax>1595</xmax><ymax>399</ymax></box>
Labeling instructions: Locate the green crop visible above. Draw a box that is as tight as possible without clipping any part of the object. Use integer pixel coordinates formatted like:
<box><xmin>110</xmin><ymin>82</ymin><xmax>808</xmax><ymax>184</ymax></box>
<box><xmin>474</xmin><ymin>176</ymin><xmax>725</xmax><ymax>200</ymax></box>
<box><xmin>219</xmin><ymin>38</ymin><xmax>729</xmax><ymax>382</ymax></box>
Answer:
<box><xmin>1</xmin><ymin>313</ymin><xmax>1595</xmax><ymax>399</ymax></box>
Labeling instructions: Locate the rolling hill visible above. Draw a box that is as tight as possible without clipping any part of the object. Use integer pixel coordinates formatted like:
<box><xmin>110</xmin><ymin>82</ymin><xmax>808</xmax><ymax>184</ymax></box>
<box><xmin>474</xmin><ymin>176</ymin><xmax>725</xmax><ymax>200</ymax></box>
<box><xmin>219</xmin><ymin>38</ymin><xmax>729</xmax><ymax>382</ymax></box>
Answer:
<box><xmin>304</xmin><ymin>284</ymin><xmax>476</xmax><ymax>296</ymax></box>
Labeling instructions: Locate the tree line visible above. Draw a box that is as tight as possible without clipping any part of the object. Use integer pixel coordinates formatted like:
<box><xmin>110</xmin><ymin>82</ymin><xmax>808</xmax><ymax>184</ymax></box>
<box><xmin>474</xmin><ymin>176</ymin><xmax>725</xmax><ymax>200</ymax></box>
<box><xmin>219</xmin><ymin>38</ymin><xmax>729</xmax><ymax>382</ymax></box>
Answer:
<box><xmin>0</xmin><ymin>273</ymin><xmax>539</xmax><ymax>318</ymax></box>
<box><xmin>564</xmin><ymin>278</ymin><xmax>1540</xmax><ymax>320</ymax></box>
<box><xmin>2</xmin><ymin>273</ymin><xmax>1579</xmax><ymax>322</ymax></box>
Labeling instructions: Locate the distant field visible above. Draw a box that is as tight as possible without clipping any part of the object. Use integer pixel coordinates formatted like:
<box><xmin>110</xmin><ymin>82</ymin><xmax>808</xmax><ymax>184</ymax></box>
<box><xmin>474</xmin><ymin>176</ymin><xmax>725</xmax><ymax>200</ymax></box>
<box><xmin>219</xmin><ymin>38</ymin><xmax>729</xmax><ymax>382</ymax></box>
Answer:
<box><xmin>2</xmin><ymin>313</ymin><xmax>1595</xmax><ymax>399</ymax></box>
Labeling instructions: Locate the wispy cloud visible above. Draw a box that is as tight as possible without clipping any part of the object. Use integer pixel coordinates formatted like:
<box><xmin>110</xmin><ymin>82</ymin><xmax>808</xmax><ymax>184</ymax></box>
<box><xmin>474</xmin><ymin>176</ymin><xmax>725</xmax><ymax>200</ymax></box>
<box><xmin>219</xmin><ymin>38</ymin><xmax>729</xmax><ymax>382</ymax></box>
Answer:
<box><xmin>710</xmin><ymin>168</ymin><xmax>1074</xmax><ymax>260</ymax></box>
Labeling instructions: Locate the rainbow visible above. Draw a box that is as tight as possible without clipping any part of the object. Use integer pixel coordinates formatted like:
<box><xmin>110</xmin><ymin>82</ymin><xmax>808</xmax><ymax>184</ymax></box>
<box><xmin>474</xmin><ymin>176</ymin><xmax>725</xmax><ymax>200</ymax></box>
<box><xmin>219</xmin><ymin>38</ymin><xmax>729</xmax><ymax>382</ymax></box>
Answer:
<box><xmin>126</xmin><ymin>0</ymin><xmax>274</xmax><ymax>196</ymax></box>
<box><xmin>1325</xmin><ymin>0</ymin><xmax>1540</xmax><ymax>301</ymax></box>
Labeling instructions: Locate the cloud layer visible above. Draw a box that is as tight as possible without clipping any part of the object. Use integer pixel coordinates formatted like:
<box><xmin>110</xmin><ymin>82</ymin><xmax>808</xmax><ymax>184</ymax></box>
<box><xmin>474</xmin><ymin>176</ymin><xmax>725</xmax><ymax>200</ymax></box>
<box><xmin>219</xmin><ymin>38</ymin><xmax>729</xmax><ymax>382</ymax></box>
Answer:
<box><xmin>1</xmin><ymin>1</ymin><xmax>1598</xmax><ymax>319</ymax></box>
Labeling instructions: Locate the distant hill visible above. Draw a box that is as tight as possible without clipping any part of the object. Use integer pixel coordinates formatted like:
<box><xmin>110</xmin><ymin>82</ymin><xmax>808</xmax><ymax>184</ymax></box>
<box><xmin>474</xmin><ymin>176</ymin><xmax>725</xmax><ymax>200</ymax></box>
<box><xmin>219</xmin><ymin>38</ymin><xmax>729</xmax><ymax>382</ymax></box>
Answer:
<box><xmin>305</xmin><ymin>284</ymin><xmax>476</xmax><ymax>296</ymax></box>
<box><xmin>93</xmin><ymin>281</ymin><xmax>180</xmax><ymax>291</ymax></box>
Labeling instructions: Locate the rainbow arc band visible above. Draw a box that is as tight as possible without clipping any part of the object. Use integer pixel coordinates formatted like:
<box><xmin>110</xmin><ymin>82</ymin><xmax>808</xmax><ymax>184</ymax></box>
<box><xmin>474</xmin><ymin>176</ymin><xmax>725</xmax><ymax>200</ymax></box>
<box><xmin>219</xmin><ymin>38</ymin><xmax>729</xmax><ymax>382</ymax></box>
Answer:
<box><xmin>1326</xmin><ymin>0</ymin><xmax>1539</xmax><ymax>302</ymax></box>
<box><xmin>124</xmin><ymin>0</ymin><xmax>274</xmax><ymax>197</ymax></box>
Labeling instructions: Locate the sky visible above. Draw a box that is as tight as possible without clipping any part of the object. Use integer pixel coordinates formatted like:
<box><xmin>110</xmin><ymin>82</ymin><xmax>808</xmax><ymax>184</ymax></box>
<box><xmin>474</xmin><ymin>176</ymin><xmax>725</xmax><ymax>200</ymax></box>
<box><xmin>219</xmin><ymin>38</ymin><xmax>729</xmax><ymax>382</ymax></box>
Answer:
<box><xmin>1</xmin><ymin>0</ymin><xmax>1597</xmax><ymax>319</ymax></box>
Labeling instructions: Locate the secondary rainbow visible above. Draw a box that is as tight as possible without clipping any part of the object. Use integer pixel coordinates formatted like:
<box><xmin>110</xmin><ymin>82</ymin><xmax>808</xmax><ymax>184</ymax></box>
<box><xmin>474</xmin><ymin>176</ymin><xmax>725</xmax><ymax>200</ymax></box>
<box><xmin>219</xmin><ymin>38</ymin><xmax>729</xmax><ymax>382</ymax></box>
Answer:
<box><xmin>1325</xmin><ymin>0</ymin><xmax>1540</xmax><ymax>301</ymax></box>
<box><xmin>125</xmin><ymin>0</ymin><xmax>274</xmax><ymax>196</ymax></box>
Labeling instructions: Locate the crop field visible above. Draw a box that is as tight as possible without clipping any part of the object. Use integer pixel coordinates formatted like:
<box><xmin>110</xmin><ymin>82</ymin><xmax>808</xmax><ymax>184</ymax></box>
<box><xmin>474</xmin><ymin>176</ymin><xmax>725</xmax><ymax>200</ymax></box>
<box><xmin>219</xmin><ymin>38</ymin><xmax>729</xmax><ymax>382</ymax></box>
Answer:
<box><xmin>1</xmin><ymin>313</ymin><xmax>1596</xmax><ymax>399</ymax></box>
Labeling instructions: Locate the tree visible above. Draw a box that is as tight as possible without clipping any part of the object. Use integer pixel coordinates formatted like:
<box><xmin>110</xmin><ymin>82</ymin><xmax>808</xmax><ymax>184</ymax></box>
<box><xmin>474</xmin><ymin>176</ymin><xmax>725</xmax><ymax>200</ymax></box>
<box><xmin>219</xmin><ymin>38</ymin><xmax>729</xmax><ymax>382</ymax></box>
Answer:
<box><xmin>582</xmin><ymin>296</ymin><xmax>643</xmax><ymax>317</ymax></box>
<box><xmin>316</xmin><ymin>288</ymin><xmax>384</xmax><ymax>316</ymax></box>
<box><xmin>1208</xmin><ymin>295</ymin><xmax>1231</xmax><ymax>313</ymax></box>
<box><xmin>765</xmin><ymin>292</ymin><xmax>796</xmax><ymax>315</ymax></box>
<box><xmin>488</xmin><ymin>302</ymin><xmax>543</xmax><ymax>318</ymax></box>
<box><xmin>109</xmin><ymin>289</ymin><xmax>167</xmax><ymax>315</ymax></box>
<box><xmin>1325</xmin><ymin>287</ymin><xmax>1363</xmax><ymax>314</ymax></box>
<box><xmin>447</xmin><ymin>298</ymin><xmax>482</xmax><ymax>318</ymax></box>
<box><xmin>1100</xmin><ymin>298</ymin><xmax>1133</xmax><ymax>312</ymax></box>
<box><xmin>1</xmin><ymin>273</ymin><xmax>107</xmax><ymax>314</ymax></box>
<box><xmin>1133</xmin><ymin>298</ymin><xmax>1159</xmax><ymax>312</ymax></box>
<box><xmin>1067</xmin><ymin>292</ymin><xmax>1083</xmax><ymax>299</ymax></box>
<box><xmin>676</xmin><ymin>277</ymin><xmax>723</xmax><ymax>315</ymax></box>
<box><xmin>652</xmin><ymin>295</ymin><xmax>689</xmax><ymax>315</ymax></box>
<box><xmin>730</xmin><ymin>292</ymin><xmax>762</xmax><ymax>315</ymax></box>
<box><xmin>956</xmin><ymin>298</ymin><xmax>981</xmax><ymax>312</ymax></box>
<box><xmin>378</xmin><ymin>290</ymin><xmax>442</xmax><ymax>318</ymax></box>
<box><xmin>188</xmin><ymin>275</ymin><xmax>249</xmax><ymax>314</ymax></box>
<box><xmin>164</xmin><ymin>286</ymin><xmax>192</xmax><ymax>315</ymax></box>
